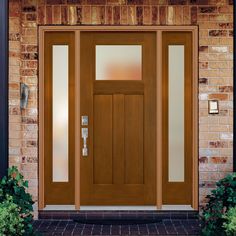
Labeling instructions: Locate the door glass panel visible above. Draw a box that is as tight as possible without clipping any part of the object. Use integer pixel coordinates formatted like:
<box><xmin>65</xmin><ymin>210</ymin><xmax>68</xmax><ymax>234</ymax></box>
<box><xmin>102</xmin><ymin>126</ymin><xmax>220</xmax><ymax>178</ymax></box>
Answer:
<box><xmin>52</xmin><ymin>45</ymin><xmax>69</xmax><ymax>182</ymax></box>
<box><xmin>168</xmin><ymin>45</ymin><xmax>185</xmax><ymax>182</ymax></box>
<box><xmin>96</xmin><ymin>45</ymin><xmax>142</xmax><ymax>80</ymax></box>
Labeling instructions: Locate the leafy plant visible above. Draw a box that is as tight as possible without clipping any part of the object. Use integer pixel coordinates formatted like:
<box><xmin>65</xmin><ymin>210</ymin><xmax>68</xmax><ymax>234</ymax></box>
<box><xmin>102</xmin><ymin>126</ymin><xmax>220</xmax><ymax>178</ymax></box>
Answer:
<box><xmin>201</xmin><ymin>173</ymin><xmax>236</xmax><ymax>236</ymax></box>
<box><xmin>0</xmin><ymin>195</ymin><xmax>25</xmax><ymax>236</ymax></box>
<box><xmin>0</xmin><ymin>166</ymin><xmax>34</xmax><ymax>235</ymax></box>
<box><xmin>223</xmin><ymin>207</ymin><xmax>236</xmax><ymax>235</ymax></box>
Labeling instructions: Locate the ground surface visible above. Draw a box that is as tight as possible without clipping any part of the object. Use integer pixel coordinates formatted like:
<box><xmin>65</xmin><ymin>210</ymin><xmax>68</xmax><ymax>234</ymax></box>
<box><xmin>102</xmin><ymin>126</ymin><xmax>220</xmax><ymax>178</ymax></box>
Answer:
<box><xmin>33</xmin><ymin>219</ymin><xmax>201</xmax><ymax>235</ymax></box>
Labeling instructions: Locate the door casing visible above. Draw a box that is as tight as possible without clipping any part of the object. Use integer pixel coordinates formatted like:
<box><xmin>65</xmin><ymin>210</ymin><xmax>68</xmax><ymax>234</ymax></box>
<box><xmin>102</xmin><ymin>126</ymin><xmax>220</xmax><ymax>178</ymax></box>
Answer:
<box><xmin>39</xmin><ymin>26</ymin><xmax>199</xmax><ymax>210</ymax></box>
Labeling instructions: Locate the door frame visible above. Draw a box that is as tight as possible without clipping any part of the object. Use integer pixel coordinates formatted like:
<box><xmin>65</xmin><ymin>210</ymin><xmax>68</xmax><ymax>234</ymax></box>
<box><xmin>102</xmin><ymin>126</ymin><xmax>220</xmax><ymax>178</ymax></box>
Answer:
<box><xmin>39</xmin><ymin>26</ymin><xmax>198</xmax><ymax>210</ymax></box>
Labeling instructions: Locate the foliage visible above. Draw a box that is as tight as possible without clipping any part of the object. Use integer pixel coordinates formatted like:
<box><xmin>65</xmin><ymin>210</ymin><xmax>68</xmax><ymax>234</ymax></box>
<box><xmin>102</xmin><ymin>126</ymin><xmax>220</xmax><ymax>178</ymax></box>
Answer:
<box><xmin>0</xmin><ymin>195</ymin><xmax>25</xmax><ymax>236</ymax></box>
<box><xmin>223</xmin><ymin>207</ymin><xmax>236</xmax><ymax>235</ymax></box>
<box><xmin>201</xmin><ymin>173</ymin><xmax>236</xmax><ymax>236</ymax></box>
<box><xmin>0</xmin><ymin>166</ymin><xmax>34</xmax><ymax>235</ymax></box>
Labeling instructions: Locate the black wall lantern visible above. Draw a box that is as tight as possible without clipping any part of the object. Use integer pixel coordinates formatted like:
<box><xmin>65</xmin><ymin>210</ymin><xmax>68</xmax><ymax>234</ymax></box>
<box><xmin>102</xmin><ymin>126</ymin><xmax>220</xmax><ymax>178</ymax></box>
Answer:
<box><xmin>20</xmin><ymin>83</ymin><xmax>30</xmax><ymax>109</ymax></box>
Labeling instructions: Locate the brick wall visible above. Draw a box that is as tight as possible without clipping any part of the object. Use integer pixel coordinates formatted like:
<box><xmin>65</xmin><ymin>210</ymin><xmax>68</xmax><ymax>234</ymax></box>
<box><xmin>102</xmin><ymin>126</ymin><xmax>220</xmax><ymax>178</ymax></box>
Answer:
<box><xmin>9</xmin><ymin>0</ymin><xmax>233</xmax><ymax>212</ymax></box>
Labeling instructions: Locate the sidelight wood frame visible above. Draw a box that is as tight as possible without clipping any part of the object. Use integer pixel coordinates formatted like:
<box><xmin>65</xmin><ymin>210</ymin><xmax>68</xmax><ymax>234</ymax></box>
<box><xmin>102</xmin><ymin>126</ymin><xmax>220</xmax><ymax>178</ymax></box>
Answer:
<box><xmin>39</xmin><ymin>26</ymin><xmax>198</xmax><ymax>210</ymax></box>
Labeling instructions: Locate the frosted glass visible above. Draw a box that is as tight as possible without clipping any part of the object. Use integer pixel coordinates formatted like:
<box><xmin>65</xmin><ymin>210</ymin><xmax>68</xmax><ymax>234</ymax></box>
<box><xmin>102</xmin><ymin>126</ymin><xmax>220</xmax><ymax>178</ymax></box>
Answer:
<box><xmin>52</xmin><ymin>45</ymin><xmax>69</xmax><ymax>182</ymax></box>
<box><xmin>168</xmin><ymin>45</ymin><xmax>185</xmax><ymax>182</ymax></box>
<box><xmin>96</xmin><ymin>45</ymin><xmax>142</xmax><ymax>80</ymax></box>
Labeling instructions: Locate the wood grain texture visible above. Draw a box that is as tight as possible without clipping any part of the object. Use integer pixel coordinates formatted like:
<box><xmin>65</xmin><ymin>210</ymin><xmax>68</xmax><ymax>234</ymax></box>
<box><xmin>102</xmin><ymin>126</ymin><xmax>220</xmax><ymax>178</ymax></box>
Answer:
<box><xmin>80</xmin><ymin>32</ymin><xmax>156</xmax><ymax>205</ymax></box>
<box><xmin>113</xmin><ymin>94</ymin><xmax>125</xmax><ymax>185</ymax></box>
<box><xmin>125</xmin><ymin>95</ymin><xmax>144</xmax><ymax>184</ymax></box>
<box><xmin>44</xmin><ymin>32</ymin><xmax>75</xmax><ymax>204</ymax></box>
<box><xmin>162</xmin><ymin>31</ymin><xmax>193</xmax><ymax>204</ymax></box>
<box><xmin>94</xmin><ymin>95</ymin><xmax>113</xmax><ymax>184</ymax></box>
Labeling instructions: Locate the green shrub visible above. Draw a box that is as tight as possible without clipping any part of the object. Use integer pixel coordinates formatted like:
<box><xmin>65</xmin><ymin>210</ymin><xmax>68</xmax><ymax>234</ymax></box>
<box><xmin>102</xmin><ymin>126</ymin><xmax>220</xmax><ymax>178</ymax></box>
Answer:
<box><xmin>0</xmin><ymin>195</ymin><xmax>25</xmax><ymax>236</ymax></box>
<box><xmin>201</xmin><ymin>173</ymin><xmax>236</xmax><ymax>236</ymax></box>
<box><xmin>223</xmin><ymin>207</ymin><xmax>236</xmax><ymax>235</ymax></box>
<box><xmin>0</xmin><ymin>166</ymin><xmax>34</xmax><ymax>235</ymax></box>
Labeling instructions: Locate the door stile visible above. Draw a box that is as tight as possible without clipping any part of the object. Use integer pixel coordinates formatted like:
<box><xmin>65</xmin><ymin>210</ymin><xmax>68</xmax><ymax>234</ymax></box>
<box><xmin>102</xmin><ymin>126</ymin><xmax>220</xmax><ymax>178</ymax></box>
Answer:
<box><xmin>156</xmin><ymin>30</ymin><xmax>162</xmax><ymax>210</ymax></box>
<box><xmin>39</xmin><ymin>29</ymin><xmax>45</xmax><ymax>210</ymax></box>
<box><xmin>75</xmin><ymin>30</ymin><xmax>80</xmax><ymax>210</ymax></box>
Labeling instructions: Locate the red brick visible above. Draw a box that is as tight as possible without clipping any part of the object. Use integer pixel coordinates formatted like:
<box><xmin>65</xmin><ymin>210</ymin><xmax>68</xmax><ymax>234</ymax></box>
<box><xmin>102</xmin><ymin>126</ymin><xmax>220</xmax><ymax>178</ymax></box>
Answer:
<box><xmin>37</xmin><ymin>6</ymin><xmax>45</xmax><ymax>24</ymax></box>
<box><xmin>183</xmin><ymin>6</ymin><xmax>190</xmax><ymax>24</ymax></box>
<box><xmin>106</xmin><ymin>6</ymin><xmax>113</xmax><ymax>24</ymax></box>
<box><xmin>151</xmin><ymin>6</ymin><xmax>158</xmax><ymax>25</ymax></box>
<box><xmin>168</xmin><ymin>0</ymin><xmax>187</xmax><ymax>4</ymax></box>
<box><xmin>199</xmin><ymin>156</ymin><xmax>208</xmax><ymax>163</ymax></box>
<box><xmin>199</xmin><ymin>46</ymin><xmax>208</xmax><ymax>52</ymax></box>
<box><xmin>210</xmin><ymin>157</ymin><xmax>228</xmax><ymax>164</ymax></box>
<box><xmin>26</xmin><ymin>13</ymin><xmax>36</xmax><ymax>21</ymax></box>
<box><xmin>82</xmin><ymin>6</ymin><xmax>91</xmax><ymax>24</ymax></box>
<box><xmin>208</xmin><ymin>94</ymin><xmax>228</xmax><ymax>100</ymax></box>
<box><xmin>22</xmin><ymin>6</ymin><xmax>36</xmax><ymax>12</ymax></box>
<box><xmin>9</xmin><ymin>1</ymin><xmax>21</xmax><ymax>17</ymax></box>
<box><xmin>174</xmin><ymin>6</ymin><xmax>183</xmax><ymax>24</ymax></box>
<box><xmin>46</xmin><ymin>6</ymin><xmax>52</xmax><ymax>24</ymax></box>
<box><xmin>53</xmin><ymin>6</ymin><xmax>61</xmax><ymax>24</ymax></box>
<box><xmin>77</xmin><ymin>6</ymin><xmax>82</xmax><ymax>24</ymax></box>
<box><xmin>121</xmin><ymin>6</ymin><xmax>128</xmax><ymax>24</ymax></box>
<box><xmin>87</xmin><ymin>0</ymin><xmax>106</xmax><ymax>4</ymax></box>
<box><xmin>191</xmin><ymin>6</ymin><xmax>197</xmax><ymax>25</ymax></box>
<box><xmin>219</xmin><ymin>86</ymin><xmax>233</xmax><ymax>92</ymax></box>
<box><xmin>199</xmin><ymin>7</ymin><xmax>217</xmax><ymax>13</ymax></box>
<box><xmin>107</xmin><ymin>0</ymin><xmax>126</xmax><ymax>4</ymax></box>
<box><xmin>190</xmin><ymin>0</ymin><xmax>209</xmax><ymax>4</ymax></box>
<box><xmin>61</xmin><ymin>6</ymin><xmax>68</xmax><ymax>24</ymax></box>
<box><xmin>46</xmin><ymin>0</ymin><xmax>66</xmax><ymax>4</ymax></box>
<box><xmin>67</xmin><ymin>0</ymin><xmax>86</xmax><ymax>3</ymax></box>
<box><xmin>219</xmin><ymin>23</ymin><xmax>233</xmax><ymax>29</ymax></box>
<box><xmin>159</xmin><ymin>6</ymin><xmax>166</xmax><ymax>25</ymax></box>
<box><xmin>209</xmin><ymin>141</ymin><xmax>228</xmax><ymax>148</ymax></box>
<box><xmin>136</xmin><ymin>6</ymin><xmax>143</xmax><ymax>25</ymax></box>
<box><xmin>128</xmin><ymin>6</ymin><xmax>136</xmax><ymax>24</ymax></box>
<box><xmin>92</xmin><ymin>6</ymin><xmax>105</xmax><ymax>24</ymax></box>
<box><xmin>9</xmin><ymin>33</ymin><xmax>20</xmax><ymax>41</ymax></box>
<box><xmin>113</xmin><ymin>6</ymin><xmax>121</xmax><ymax>25</ymax></box>
<box><xmin>143</xmin><ymin>6</ymin><xmax>151</xmax><ymax>25</ymax></box>
<box><xmin>209</xmin><ymin>30</ymin><xmax>227</xmax><ymax>37</ymax></box>
<box><xmin>127</xmin><ymin>0</ymin><xmax>144</xmax><ymax>4</ymax></box>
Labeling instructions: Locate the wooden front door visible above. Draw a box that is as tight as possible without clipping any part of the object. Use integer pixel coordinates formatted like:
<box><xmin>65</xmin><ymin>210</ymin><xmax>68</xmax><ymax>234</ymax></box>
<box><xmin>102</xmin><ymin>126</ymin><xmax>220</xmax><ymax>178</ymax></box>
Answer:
<box><xmin>80</xmin><ymin>32</ymin><xmax>156</xmax><ymax>205</ymax></box>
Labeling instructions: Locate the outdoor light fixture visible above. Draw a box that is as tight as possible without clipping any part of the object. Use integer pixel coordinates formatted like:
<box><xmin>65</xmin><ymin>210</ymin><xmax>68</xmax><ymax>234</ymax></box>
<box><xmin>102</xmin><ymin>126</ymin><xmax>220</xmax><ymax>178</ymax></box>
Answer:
<box><xmin>208</xmin><ymin>100</ymin><xmax>219</xmax><ymax>114</ymax></box>
<box><xmin>20</xmin><ymin>82</ymin><xmax>29</xmax><ymax>109</ymax></box>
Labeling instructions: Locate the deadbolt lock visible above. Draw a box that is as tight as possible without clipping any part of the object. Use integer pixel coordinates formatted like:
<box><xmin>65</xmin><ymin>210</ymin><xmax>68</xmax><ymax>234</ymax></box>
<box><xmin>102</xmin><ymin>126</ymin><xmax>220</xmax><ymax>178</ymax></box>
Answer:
<box><xmin>81</xmin><ymin>116</ymin><xmax>88</xmax><ymax>126</ymax></box>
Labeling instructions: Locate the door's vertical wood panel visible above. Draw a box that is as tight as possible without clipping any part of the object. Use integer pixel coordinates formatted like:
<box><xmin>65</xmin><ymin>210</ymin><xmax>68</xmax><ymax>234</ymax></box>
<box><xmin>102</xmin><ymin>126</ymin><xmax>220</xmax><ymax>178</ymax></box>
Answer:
<box><xmin>93</xmin><ymin>95</ymin><xmax>113</xmax><ymax>184</ymax></box>
<box><xmin>162</xmin><ymin>32</ymin><xmax>193</xmax><ymax>204</ymax></box>
<box><xmin>143</xmin><ymin>33</ymin><xmax>157</xmax><ymax>203</ymax></box>
<box><xmin>125</xmin><ymin>95</ymin><xmax>144</xmax><ymax>184</ymax></box>
<box><xmin>113</xmin><ymin>94</ymin><xmax>125</xmax><ymax>184</ymax></box>
<box><xmin>44</xmin><ymin>32</ymin><xmax>75</xmax><ymax>204</ymax></box>
<box><xmin>80</xmin><ymin>32</ymin><xmax>94</xmax><ymax>201</ymax></box>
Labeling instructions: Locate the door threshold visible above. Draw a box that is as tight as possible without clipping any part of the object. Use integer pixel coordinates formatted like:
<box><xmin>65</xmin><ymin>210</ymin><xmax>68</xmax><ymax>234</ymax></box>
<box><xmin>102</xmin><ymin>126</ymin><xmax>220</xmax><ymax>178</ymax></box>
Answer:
<box><xmin>43</xmin><ymin>205</ymin><xmax>194</xmax><ymax>211</ymax></box>
<box><xmin>161</xmin><ymin>205</ymin><xmax>193</xmax><ymax>211</ymax></box>
<box><xmin>44</xmin><ymin>205</ymin><xmax>76</xmax><ymax>210</ymax></box>
<box><xmin>80</xmin><ymin>206</ymin><xmax>157</xmax><ymax>211</ymax></box>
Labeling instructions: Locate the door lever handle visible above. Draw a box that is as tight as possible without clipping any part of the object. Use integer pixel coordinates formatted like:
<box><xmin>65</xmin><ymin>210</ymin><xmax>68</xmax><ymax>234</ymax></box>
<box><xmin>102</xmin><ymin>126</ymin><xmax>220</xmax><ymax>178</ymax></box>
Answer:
<box><xmin>81</xmin><ymin>128</ymin><xmax>88</xmax><ymax>156</ymax></box>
